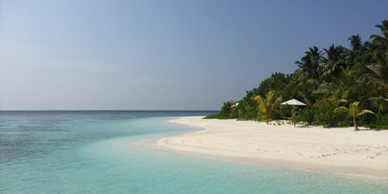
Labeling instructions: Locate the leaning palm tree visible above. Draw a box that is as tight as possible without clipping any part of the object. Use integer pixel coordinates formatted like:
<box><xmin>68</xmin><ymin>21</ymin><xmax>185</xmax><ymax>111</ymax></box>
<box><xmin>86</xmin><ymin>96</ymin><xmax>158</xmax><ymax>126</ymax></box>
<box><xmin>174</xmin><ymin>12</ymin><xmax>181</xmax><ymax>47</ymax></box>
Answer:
<box><xmin>254</xmin><ymin>90</ymin><xmax>283</xmax><ymax>123</ymax></box>
<box><xmin>334</xmin><ymin>101</ymin><xmax>375</xmax><ymax>131</ymax></box>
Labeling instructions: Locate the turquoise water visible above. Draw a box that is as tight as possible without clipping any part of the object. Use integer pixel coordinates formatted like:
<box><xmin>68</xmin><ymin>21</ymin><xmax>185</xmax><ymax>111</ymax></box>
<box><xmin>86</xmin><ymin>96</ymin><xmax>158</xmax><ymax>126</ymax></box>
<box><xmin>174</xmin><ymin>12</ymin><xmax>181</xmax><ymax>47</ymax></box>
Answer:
<box><xmin>1</xmin><ymin>111</ymin><xmax>387</xmax><ymax>194</ymax></box>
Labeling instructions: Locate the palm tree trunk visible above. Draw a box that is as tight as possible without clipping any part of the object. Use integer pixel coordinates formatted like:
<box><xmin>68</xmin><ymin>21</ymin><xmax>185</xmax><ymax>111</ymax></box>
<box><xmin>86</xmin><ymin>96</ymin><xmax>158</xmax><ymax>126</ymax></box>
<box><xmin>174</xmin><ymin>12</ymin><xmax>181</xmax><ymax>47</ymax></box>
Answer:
<box><xmin>353</xmin><ymin>116</ymin><xmax>359</xmax><ymax>131</ymax></box>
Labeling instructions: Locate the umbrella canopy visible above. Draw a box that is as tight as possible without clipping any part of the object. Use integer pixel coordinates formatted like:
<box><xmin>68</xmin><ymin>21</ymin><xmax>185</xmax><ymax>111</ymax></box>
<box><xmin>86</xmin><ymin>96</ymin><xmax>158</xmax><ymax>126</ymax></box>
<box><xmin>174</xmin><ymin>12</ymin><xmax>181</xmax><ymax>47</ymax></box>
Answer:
<box><xmin>281</xmin><ymin>99</ymin><xmax>306</xmax><ymax>106</ymax></box>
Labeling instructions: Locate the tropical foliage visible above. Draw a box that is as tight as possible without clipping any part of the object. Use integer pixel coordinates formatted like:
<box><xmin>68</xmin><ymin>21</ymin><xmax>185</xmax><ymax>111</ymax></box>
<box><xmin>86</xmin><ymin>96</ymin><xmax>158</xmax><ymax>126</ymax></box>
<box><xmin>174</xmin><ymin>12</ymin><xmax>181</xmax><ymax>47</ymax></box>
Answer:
<box><xmin>334</xmin><ymin>101</ymin><xmax>375</xmax><ymax>131</ymax></box>
<box><xmin>254</xmin><ymin>90</ymin><xmax>282</xmax><ymax>123</ymax></box>
<box><xmin>209</xmin><ymin>20</ymin><xmax>388</xmax><ymax>129</ymax></box>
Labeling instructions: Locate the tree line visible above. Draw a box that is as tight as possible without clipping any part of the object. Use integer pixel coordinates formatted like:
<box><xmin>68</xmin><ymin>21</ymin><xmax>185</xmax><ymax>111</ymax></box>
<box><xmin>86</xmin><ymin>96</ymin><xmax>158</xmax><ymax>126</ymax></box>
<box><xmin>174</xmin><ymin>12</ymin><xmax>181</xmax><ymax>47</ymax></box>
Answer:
<box><xmin>207</xmin><ymin>20</ymin><xmax>388</xmax><ymax>130</ymax></box>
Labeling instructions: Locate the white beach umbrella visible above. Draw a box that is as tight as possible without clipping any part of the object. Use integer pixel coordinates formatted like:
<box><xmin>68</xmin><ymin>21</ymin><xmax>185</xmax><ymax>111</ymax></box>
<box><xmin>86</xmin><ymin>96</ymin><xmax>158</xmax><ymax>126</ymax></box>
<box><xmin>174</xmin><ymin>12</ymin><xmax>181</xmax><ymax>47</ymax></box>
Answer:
<box><xmin>281</xmin><ymin>99</ymin><xmax>306</xmax><ymax>106</ymax></box>
<box><xmin>281</xmin><ymin>99</ymin><xmax>306</xmax><ymax>127</ymax></box>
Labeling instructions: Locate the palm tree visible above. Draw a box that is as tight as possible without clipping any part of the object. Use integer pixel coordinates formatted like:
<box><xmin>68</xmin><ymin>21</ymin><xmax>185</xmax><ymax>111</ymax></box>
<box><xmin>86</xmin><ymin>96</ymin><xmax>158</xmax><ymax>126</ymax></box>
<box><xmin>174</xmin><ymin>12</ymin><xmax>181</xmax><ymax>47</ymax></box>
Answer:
<box><xmin>331</xmin><ymin>66</ymin><xmax>363</xmax><ymax>101</ymax></box>
<box><xmin>370</xmin><ymin>20</ymin><xmax>388</xmax><ymax>82</ymax></box>
<box><xmin>349</xmin><ymin>35</ymin><xmax>363</xmax><ymax>52</ymax></box>
<box><xmin>370</xmin><ymin>20</ymin><xmax>388</xmax><ymax>49</ymax></box>
<box><xmin>346</xmin><ymin>34</ymin><xmax>375</xmax><ymax>78</ymax></box>
<box><xmin>320</xmin><ymin>44</ymin><xmax>348</xmax><ymax>81</ymax></box>
<box><xmin>254</xmin><ymin>90</ymin><xmax>283</xmax><ymax>123</ymax></box>
<box><xmin>334</xmin><ymin>101</ymin><xmax>375</xmax><ymax>131</ymax></box>
<box><xmin>282</xmin><ymin>74</ymin><xmax>300</xmax><ymax>101</ymax></box>
<box><xmin>295</xmin><ymin>46</ymin><xmax>323</xmax><ymax>81</ymax></box>
<box><xmin>364</xmin><ymin>20</ymin><xmax>388</xmax><ymax>116</ymax></box>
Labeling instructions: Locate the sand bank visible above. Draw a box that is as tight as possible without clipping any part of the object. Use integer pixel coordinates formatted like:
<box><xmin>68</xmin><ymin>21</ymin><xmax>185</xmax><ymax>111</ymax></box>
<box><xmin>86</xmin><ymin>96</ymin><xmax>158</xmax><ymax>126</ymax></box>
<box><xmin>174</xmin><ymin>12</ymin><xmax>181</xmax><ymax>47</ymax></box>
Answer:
<box><xmin>157</xmin><ymin>116</ymin><xmax>388</xmax><ymax>178</ymax></box>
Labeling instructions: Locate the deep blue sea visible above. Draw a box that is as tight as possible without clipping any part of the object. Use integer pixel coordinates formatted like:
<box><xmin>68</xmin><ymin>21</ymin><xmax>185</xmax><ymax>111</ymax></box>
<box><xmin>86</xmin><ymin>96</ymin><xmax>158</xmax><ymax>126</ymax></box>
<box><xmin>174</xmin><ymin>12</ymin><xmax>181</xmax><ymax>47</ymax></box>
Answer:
<box><xmin>0</xmin><ymin>111</ymin><xmax>387</xmax><ymax>194</ymax></box>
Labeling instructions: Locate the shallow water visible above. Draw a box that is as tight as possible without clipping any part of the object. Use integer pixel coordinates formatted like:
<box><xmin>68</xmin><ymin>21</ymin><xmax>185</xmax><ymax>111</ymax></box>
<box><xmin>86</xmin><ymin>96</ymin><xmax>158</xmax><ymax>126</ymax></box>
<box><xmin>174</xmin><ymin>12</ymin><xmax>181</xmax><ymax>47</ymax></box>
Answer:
<box><xmin>1</xmin><ymin>111</ymin><xmax>387</xmax><ymax>194</ymax></box>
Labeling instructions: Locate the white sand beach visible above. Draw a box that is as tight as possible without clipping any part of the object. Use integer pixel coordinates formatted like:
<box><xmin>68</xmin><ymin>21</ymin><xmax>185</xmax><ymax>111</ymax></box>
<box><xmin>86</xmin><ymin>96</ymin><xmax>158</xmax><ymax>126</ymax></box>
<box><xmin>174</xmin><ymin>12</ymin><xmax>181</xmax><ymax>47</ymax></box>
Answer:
<box><xmin>157</xmin><ymin>116</ymin><xmax>388</xmax><ymax>178</ymax></box>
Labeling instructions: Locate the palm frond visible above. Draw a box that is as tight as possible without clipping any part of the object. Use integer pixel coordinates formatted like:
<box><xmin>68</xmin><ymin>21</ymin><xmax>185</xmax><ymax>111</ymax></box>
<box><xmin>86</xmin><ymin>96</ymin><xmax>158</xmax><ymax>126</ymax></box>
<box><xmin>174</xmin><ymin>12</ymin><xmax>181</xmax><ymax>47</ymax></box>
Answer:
<box><xmin>254</xmin><ymin>95</ymin><xmax>267</xmax><ymax>116</ymax></box>
<box><xmin>322</xmin><ymin>97</ymin><xmax>333</xmax><ymax>108</ymax></box>
<box><xmin>265</xmin><ymin>90</ymin><xmax>276</xmax><ymax>106</ymax></box>
<box><xmin>349</xmin><ymin>102</ymin><xmax>360</xmax><ymax>117</ymax></box>
<box><xmin>338</xmin><ymin>99</ymin><xmax>348</xmax><ymax>103</ymax></box>
<box><xmin>357</xmin><ymin>110</ymin><xmax>376</xmax><ymax>116</ymax></box>
<box><xmin>334</xmin><ymin>106</ymin><xmax>348</xmax><ymax>113</ymax></box>
<box><xmin>271</xmin><ymin>96</ymin><xmax>283</xmax><ymax>115</ymax></box>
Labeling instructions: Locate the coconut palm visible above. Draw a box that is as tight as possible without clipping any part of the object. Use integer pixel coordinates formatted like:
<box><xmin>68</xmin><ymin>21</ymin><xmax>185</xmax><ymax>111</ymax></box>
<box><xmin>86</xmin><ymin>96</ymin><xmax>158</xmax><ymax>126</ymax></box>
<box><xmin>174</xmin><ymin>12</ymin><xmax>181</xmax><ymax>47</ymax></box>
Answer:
<box><xmin>254</xmin><ymin>90</ymin><xmax>283</xmax><ymax>123</ymax></box>
<box><xmin>320</xmin><ymin>44</ymin><xmax>348</xmax><ymax>81</ymax></box>
<box><xmin>363</xmin><ymin>20</ymin><xmax>388</xmax><ymax>116</ymax></box>
<box><xmin>213</xmin><ymin>20</ymin><xmax>387</xmax><ymax>129</ymax></box>
<box><xmin>349</xmin><ymin>35</ymin><xmax>363</xmax><ymax>52</ymax></box>
<box><xmin>331</xmin><ymin>66</ymin><xmax>364</xmax><ymax>101</ymax></box>
<box><xmin>370</xmin><ymin>20</ymin><xmax>388</xmax><ymax>48</ymax></box>
<box><xmin>295</xmin><ymin>46</ymin><xmax>323</xmax><ymax>81</ymax></box>
<box><xmin>370</xmin><ymin>20</ymin><xmax>388</xmax><ymax>82</ymax></box>
<box><xmin>334</xmin><ymin>101</ymin><xmax>375</xmax><ymax>131</ymax></box>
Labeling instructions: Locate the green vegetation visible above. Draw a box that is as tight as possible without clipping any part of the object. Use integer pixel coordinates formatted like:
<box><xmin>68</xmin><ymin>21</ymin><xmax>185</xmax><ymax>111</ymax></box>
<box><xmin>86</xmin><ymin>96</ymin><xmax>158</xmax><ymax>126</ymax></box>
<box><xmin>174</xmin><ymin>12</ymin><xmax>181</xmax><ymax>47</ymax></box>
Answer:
<box><xmin>209</xmin><ymin>20</ymin><xmax>388</xmax><ymax>129</ymax></box>
<box><xmin>254</xmin><ymin>90</ymin><xmax>282</xmax><ymax>123</ymax></box>
<box><xmin>334</xmin><ymin>101</ymin><xmax>376</xmax><ymax>131</ymax></box>
<box><xmin>203</xmin><ymin>114</ymin><xmax>233</xmax><ymax>119</ymax></box>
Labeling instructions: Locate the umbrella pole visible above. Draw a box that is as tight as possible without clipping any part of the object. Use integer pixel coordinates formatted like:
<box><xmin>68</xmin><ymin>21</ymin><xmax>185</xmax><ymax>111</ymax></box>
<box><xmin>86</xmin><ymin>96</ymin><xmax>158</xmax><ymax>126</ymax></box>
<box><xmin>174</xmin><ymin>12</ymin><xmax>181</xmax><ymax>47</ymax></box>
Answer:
<box><xmin>291</xmin><ymin>106</ymin><xmax>297</xmax><ymax>127</ymax></box>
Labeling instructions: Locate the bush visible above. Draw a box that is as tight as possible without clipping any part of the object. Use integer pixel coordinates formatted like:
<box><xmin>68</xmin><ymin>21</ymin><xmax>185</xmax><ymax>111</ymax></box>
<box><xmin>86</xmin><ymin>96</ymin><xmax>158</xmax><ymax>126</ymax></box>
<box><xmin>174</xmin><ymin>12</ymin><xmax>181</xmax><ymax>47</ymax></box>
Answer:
<box><xmin>203</xmin><ymin>114</ymin><xmax>233</xmax><ymax>119</ymax></box>
<box><xmin>369</xmin><ymin>114</ymin><xmax>388</xmax><ymax>129</ymax></box>
<box><xmin>293</xmin><ymin>108</ymin><xmax>314</xmax><ymax>125</ymax></box>
<box><xmin>238</xmin><ymin>105</ymin><xmax>258</xmax><ymax>120</ymax></box>
<box><xmin>312</xmin><ymin>107</ymin><xmax>351</xmax><ymax>127</ymax></box>
<box><xmin>220</xmin><ymin>100</ymin><xmax>234</xmax><ymax>116</ymax></box>
<box><xmin>334</xmin><ymin>111</ymin><xmax>352</xmax><ymax>127</ymax></box>
<box><xmin>255</xmin><ymin>112</ymin><xmax>266</xmax><ymax>122</ymax></box>
<box><xmin>278</xmin><ymin>105</ymin><xmax>292</xmax><ymax>119</ymax></box>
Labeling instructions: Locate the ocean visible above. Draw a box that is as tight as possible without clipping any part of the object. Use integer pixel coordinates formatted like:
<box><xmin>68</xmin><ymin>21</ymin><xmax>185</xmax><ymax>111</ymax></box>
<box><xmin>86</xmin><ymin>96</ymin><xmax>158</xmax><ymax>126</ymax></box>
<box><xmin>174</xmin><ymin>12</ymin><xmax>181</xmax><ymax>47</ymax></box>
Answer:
<box><xmin>0</xmin><ymin>111</ymin><xmax>387</xmax><ymax>194</ymax></box>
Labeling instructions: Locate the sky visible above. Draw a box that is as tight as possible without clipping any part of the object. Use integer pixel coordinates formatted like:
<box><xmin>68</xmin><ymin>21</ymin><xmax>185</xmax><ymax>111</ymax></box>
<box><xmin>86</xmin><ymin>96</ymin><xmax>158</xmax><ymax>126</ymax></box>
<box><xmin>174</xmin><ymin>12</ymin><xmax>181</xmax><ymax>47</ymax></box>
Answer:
<box><xmin>0</xmin><ymin>0</ymin><xmax>387</xmax><ymax>110</ymax></box>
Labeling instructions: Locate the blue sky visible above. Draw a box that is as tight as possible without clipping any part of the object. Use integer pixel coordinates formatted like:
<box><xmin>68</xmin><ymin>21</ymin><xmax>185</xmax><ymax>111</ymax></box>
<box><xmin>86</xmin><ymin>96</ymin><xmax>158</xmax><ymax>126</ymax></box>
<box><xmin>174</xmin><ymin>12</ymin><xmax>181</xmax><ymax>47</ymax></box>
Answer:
<box><xmin>1</xmin><ymin>0</ymin><xmax>387</xmax><ymax>110</ymax></box>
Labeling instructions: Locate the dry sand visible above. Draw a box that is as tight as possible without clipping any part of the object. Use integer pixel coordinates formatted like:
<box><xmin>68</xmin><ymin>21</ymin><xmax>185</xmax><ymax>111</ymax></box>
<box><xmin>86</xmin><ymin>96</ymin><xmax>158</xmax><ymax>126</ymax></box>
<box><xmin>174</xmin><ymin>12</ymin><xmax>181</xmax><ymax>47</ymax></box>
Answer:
<box><xmin>157</xmin><ymin>116</ymin><xmax>388</xmax><ymax>178</ymax></box>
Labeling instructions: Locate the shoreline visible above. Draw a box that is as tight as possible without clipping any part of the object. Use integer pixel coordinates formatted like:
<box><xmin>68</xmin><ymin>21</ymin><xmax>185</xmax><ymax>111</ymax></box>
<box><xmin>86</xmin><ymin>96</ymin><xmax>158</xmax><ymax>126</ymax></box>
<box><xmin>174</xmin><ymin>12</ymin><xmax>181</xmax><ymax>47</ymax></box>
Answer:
<box><xmin>156</xmin><ymin>116</ymin><xmax>388</xmax><ymax>178</ymax></box>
